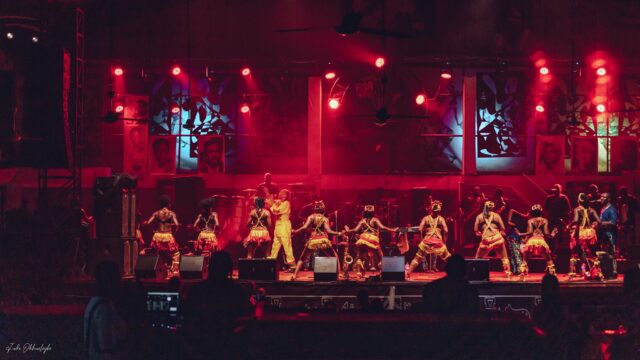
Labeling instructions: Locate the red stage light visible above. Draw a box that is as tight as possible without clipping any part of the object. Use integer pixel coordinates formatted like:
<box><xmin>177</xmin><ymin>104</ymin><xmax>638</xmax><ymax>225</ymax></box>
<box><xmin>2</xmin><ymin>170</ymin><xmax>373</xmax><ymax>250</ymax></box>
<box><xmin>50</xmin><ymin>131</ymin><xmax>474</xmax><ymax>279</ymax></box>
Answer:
<box><xmin>596</xmin><ymin>67</ymin><xmax>606</xmax><ymax>76</ymax></box>
<box><xmin>240</xmin><ymin>104</ymin><xmax>250</xmax><ymax>113</ymax></box>
<box><xmin>114</xmin><ymin>105</ymin><xmax>124</xmax><ymax>113</ymax></box>
<box><xmin>170</xmin><ymin>105</ymin><xmax>181</xmax><ymax>114</ymax></box>
<box><xmin>374</xmin><ymin>57</ymin><xmax>385</xmax><ymax>68</ymax></box>
<box><xmin>596</xmin><ymin>104</ymin><xmax>606</xmax><ymax>113</ymax></box>
<box><xmin>241</xmin><ymin>67</ymin><xmax>251</xmax><ymax>76</ymax></box>
<box><xmin>440</xmin><ymin>72</ymin><xmax>452</xmax><ymax>80</ymax></box>
<box><xmin>324</xmin><ymin>71</ymin><xmax>336</xmax><ymax>80</ymax></box>
<box><xmin>539</xmin><ymin>66</ymin><xmax>549</xmax><ymax>75</ymax></box>
<box><xmin>328</xmin><ymin>98</ymin><xmax>340</xmax><ymax>109</ymax></box>
<box><xmin>415</xmin><ymin>94</ymin><xmax>426</xmax><ymax>105</ymax></box>
<box><xmin>171</xmin><ymin>66</ymin><xmax>181</xmax><ymax>76</ymax></box>
<box><xmin>113</xmin><ymin>67</ymin><xmax>124</xmax><ymax>76</ymax></box>
<box><xmin>535</xmin><ymin>105</ymin><xmax>545</xmax><ymax>113</ymax></box>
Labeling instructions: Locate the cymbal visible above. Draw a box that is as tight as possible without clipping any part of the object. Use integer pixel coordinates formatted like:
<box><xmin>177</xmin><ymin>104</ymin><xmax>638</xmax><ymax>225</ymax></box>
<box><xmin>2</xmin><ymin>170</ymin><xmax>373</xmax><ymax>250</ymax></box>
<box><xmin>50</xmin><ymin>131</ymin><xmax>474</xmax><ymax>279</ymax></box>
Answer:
<box><xmin>241</xmin><ymin>188</ymin><xmax>256</xmax><ymax>193</ymax></box>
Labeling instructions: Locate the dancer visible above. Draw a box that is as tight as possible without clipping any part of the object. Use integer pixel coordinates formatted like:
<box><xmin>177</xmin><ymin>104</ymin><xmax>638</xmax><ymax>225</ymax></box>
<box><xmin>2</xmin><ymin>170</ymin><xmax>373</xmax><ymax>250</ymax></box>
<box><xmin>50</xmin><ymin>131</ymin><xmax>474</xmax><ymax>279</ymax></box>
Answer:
<box><xmin>193</xmin><ymin>198</ymin><xmax>219</xmax><ymax>255</ymax></box>
<box><xmin>506</xmin><ymin>209</ymin><xmax>527</xmax><ymax>276</ymax></box>
<box><xmin>345</xmin><ymin>205</ymin><xmax>398</xmax><ymax>278</ymax></box>
<box><xmin>144</xmin><ymin>195</ymin><xmax>180</xmax><ymax>278</ymax></box>
<box><xmin>269</xmin><ymin>189</ymin><xmax>295</xmax><ymax>272</ymax></box>
<box><xmin>474</xmin><ymin>201</ymin><xmax>512</xmax><ymax>277</ymax></box>
<box><xmin>244</xmin><ymin>197</ymin><xmax>271</xmax><ymax>259</ymax></box>
<box><xmin>291</xmin><ymin>201</ymin><xmax>342</xmax><ymax>280</ymax></box>
<box><xmin>406</xmin><ymin>201</ymin><xmax>452</xmax><ymax>278</ymax></box>
<box><xmin>599</xmin><ymin>192</ymin><xmax>618</xmax><ymax>275</ymax></box>
<box><xmin>568</xmin><ymin>193</ymin><xmax>601</xmax><ymax>279</ymax></box>
<box><xmin>518</xmin><ymin>204</ymin><xmax>556</xmax><ymax>280</ymax></box>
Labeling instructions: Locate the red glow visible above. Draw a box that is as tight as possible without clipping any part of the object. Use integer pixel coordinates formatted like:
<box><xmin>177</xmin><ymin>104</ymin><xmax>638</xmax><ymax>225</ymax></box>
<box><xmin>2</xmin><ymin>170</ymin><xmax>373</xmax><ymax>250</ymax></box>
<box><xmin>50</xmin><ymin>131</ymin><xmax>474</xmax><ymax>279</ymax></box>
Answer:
<box><xmin>440</xmin><ymin>72</ymin><xmax>452</xmax><ymax>80</ymax></box>
<box><xmin>171</xmin><ymin>66</ymin><xmax>181</xmax><ymax>76</ymax></box>
<box><xmin>539</xmin><ymin>66</ymin><xmax>549</xmax><ymax>75</ymax></box>
<box><xmin>596</xmin><ymin>104</ymin><xmax>606</xmax><ymax>113</ymax></box>
<box><xmin>241</xmin><ymin>67</ymin><xmax>251</xmax><ymax>76</ymax></box>
<box><xmin>328</xmin><ymin>98</ymin><xmax>340</xmax><ymax>109</ymax></box>
<box><xmin>114</xmin><ymin>105</ymin><xmax>124</xmax><ymax>113</ymax></box>
<box><xmin>113</xmin><ymin>67</ymin><xmax>124</xmax><ymax>76</ymax></box>
<box><xmin>596</xmin><ymin>67</ymin><xmax>607</xmax><ymax>76</ymax></box>
<box><xmin>415</xmin><ymin>94</ymin><xmax>426</xmax><ymax>105</ymax></box>
<box><xmin>240</xmin><ymin>104</ymin><xmax>250</xmax><ymax>113</ymax></box>
<box><xmin>374</xmin><ymin>57</ymin><xmax>385</xmax><ymax>68</ymax></box>
<box><xmin>324</xmin><ymin>71</ymin><xmax>336</xmax><ymax>80</ymax></box>
<box><xmin>170</xmin><ymin>105</ymin><xmax>180</xmax><ymax>114</ymax></box>
<box><xmin>535</xmin><ymin>105</ymin><xmax>545</xmax><ymax>113</ymax></box>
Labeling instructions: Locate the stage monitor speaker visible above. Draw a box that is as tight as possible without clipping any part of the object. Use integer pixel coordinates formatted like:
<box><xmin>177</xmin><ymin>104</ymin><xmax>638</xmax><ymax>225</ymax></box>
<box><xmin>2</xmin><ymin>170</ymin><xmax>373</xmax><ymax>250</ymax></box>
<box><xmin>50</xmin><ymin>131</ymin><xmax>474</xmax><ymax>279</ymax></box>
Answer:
<box><xmin>238</xmin><ymin>258</ymin><xmax>277</xmax><ymax>280</ymax></box>
<box><xmin>381</xmin><ymin>256</ymin><xmax>406</xmax><ymax>281</ymax></box>
<box><xmin>465</xmin><ymin>259</ymin><xmax>490</xmax><ymax>282</ymax></box>
<box><xmin>596</xmin><ymin>251</ymin><xmax>617</xmax><ymax>280</ymax></box>
<box><xmin>180</xmin><ymin>255</ymin><xmax>207</xmax><ymax>280</ymax></box>
<box><xmin>135</xmin><ymin>255</ymin><xmax>165</xmax><ymax>279</ymax></box>
<box><xmin>313</xmin><ymin>257</ymin><xmax>338</xmax><ymax>281</ymax></box>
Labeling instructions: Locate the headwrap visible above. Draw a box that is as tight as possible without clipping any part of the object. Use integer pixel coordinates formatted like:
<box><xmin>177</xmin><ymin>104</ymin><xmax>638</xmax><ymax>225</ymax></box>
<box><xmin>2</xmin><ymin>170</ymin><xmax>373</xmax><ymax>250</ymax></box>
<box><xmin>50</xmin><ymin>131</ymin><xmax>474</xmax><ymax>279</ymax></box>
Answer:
<box><xmin>431</xmin><ymin>200</ymin><xmax>442</xmax><ymax>212</ymax></box>
<box><xmin>313</xmin><ymin>200</ymin><xmax>326</xmax><ymax>213</ymax></box>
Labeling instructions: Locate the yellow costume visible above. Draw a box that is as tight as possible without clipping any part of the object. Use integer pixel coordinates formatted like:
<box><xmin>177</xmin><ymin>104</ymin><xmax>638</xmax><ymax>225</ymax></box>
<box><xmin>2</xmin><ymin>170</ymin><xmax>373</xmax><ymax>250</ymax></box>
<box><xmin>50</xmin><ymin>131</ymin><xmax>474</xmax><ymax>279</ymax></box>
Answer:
<box><xmin>474</xmin><ymin>209</ymin><xmax>511</xmax><ymax>277</ymax></box>
<box><xmin>347</xmin><ymin>206</ymin><xmax>395</xmax><ymax>276</ymax></box>
<box><xmin>269</xmin><ymin>200</ymin><xmax>295</xmax><ymax>266</ymax></box>
<box><xmin>407</xmin><ymin>212</ymin><xmax>451</xmax><ymax>276</ymax></box>
<box><xmin>194</xmin><ymin>212</ymin><xmax>219</xmax><ymax>254</ymax></box>
<box><xmin>519</xmin><ymin>212</ymin><xmax>556</xmax><ymax>277</ymax></box>
<box><xmin>147</xmin><ymin>206</ymin><xmax>180</xmax><ymax>277</ymax></box>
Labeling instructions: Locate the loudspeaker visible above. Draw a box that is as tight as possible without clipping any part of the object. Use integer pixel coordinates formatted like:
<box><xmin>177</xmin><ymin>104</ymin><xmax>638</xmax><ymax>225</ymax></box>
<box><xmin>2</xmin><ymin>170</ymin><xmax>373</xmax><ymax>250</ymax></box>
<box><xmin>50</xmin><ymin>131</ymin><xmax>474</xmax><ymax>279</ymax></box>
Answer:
<box><xmin>238</xmin><ymin>258</ymin><xmax>277</xmax><ymax>280</ymax></box>
<box><xmin>465</xmin><ymin>259</ymin><xmax>490</xmax><ymax>281</ymax></box>
<box><xmin>596</xmin><ymin>251</ymin><xmax>617</xmax><ymax>280</ymax></box>
<box><xmin>313</xmin><ymin>257</ymin><xmax>338</xmax><ymax>281</ymax></box>
<box><xmin>381</xmin><ymin>256</ymin><xmax>406</xmax><ymax>281</ymax></box>
<box><xmin>135</xmin><ymin>255</ymin><xmax>165</xmax><ymax>279</ymax></box>
<box><xmin>180</xmin><ymin>255</ymin><xmax>207</xmax><ymax>280</ymax></box>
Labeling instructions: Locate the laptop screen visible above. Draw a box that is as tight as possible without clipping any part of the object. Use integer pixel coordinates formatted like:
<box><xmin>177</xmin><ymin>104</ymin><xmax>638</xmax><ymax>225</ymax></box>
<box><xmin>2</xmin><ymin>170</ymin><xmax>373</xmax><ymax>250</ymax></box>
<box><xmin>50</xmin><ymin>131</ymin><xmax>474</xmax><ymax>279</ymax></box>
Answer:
<box><xmin>146</xmin><ymin>292</ymin><xmax>180</xmax><ymax>330</ymax></box>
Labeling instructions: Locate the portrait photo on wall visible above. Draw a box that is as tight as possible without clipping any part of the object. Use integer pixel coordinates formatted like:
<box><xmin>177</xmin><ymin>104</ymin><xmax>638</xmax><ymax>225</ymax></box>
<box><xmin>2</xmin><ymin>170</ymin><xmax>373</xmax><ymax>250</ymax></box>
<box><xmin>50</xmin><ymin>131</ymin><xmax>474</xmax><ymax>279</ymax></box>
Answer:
<box><xmin>123</xmin><ymin>122</ymin><xmax>148</xmax><ymax>180</ymax></box>
<box><xmin>611</xmin><ymin>136</ymin><xmax>639</xmax><ymax>173</ymax></box>
<box><xmin>571</xmin><ymin>136</ymin><xmax>598</xmax><ymax>175</ymax></box>
<box><xmin>535</xmin><ymin>136</ymin><xmax>565</xmax><ymax>175</ymax></box>
<box><xmin>123</xmin><ymin>94</ymin><xmax>149</xmax><ymax>121</ymax></box>
<box><xmin>148</xmin><ymin>136</ymin><xmax>176</xmax><ymax>174</ymax></box>
<box><xmin>197</xmin><ymin>135</ymin><xmax>225</xmax><ymax>174</ymax></box>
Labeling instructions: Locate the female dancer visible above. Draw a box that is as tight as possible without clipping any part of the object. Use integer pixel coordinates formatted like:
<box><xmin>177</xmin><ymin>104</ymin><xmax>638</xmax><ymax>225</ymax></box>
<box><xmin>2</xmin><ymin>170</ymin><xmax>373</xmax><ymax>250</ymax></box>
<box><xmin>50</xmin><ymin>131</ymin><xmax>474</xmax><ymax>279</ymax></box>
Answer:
<box><xmin>269</xmin><ymin>189</ymin><xmax>295</xmax><ymax>271</ymax></box>
<box><xmin>193</xmin><ymin>198</ymin><xmax>219</xmax><ymax>255</ymax></box>
<box><xmin>244</xmin><ymin>197</ymin><xmax>271</xmax><ymax>259</ymax></box>
<box><xmin>518</xmin><ymin>204</ymin><xmax>556</xmax><ymax>280</ymax></box>
<box><xmin>344</xmin><ymin>205</ymin><xmax>398</xmax><ymax>277</ymax></box>
<box><xmin>569</xmin><ymin>193</ymin><xmax>601</xmax><ymax>279</ymax></box>
<box><xmin>291</xmin><ymin>201</ymin><xmax>342</xmax><ymax>280</ymax></box>
<box><xmin>144</xmin><ymin>195</ymin><xmax>180</xmax><ymax>278</ymax></box>
<box><xmin>406</xmin><ymin>201</ymin><xmax>451</xmax><ymax>278</ymax></box>
<box><xmin>474</xmin><ymin>201</ymin><xmax>512</xmax><ymax>278</ymax></box>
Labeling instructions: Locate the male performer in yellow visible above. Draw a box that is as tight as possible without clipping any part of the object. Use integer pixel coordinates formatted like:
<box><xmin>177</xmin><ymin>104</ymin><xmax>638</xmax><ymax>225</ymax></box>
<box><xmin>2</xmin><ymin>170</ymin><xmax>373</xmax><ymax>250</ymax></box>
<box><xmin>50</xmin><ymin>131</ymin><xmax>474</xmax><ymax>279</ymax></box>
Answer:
<box><xmin>269</xmin><ymin>189</ymin><xmax>295</xmax><ymax>272</ymax></box>
<box><xmin>474</xmin><ymin>201</ymin><xmax>512</xmax><ymax>278</ymax></box>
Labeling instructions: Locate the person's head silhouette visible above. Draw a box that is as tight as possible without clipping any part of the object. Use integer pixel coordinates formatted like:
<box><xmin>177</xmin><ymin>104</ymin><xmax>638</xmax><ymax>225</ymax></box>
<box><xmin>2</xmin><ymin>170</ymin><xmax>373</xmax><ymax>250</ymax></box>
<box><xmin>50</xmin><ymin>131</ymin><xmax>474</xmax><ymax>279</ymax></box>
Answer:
<box><xmin>541</xmin><ymin>274</ymin><xmax>561</xmax><ymax>303</ymax></box>
<box><xmin>208</xmin><ymin>251</ymin><xmax>233</xmax><ymax>281</ymax></box>
<box><xmin>445</xmin><ymin>254</ymin><xmax>466</xmax><ymax>279</ymax></box>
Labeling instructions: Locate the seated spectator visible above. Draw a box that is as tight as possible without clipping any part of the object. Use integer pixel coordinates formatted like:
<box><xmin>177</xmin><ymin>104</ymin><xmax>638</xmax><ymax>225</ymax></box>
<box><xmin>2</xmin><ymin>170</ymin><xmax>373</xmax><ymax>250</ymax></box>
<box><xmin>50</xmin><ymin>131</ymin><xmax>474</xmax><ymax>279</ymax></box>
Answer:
<box><xmin>167</xmin><ymin>276</ymin><xmax>181</xmax><ymax>292</ymax></box>
<box><xmin>83</xmin><ymin>261</ymin><xmax>128</xmax><ymax>360</ymax></box>
<box><xmin>610</xmin><ymin>266</ymin><xmax>640</xmax><ymax>358</ymax></box>
<box><xmin>420</xmin><ymin>255</ymin><xmax>479</xmax><ymax>315</ymax></box>
<box><xmin>181</xmin><ymin>251</ymin><xmax>253</xmax><ymax>359</ymax></box>
<box><xmin>356</xmin><ymin>289</ymin><xmax>370</xmax><ymax>311</ymax></box>
<box><xmin>532</xmin><ymin>274</ymin><xmax>565</xmax><ymax>333</ymax></box>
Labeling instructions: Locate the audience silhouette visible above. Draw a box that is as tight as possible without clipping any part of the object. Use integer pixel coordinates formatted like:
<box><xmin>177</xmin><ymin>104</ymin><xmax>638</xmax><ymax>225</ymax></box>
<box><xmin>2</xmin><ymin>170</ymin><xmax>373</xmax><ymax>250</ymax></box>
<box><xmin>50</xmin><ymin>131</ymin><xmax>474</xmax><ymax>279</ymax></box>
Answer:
<box><xmin>419</xmin><ymin>254</ymin><xmax>479</xmax><ymax>314</ymax></box>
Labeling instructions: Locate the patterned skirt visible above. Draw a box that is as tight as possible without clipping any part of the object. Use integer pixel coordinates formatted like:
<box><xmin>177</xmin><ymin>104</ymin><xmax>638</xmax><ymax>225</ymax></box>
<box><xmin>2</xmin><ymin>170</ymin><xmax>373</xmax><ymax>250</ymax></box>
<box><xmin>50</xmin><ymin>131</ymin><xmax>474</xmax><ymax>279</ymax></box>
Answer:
<box><xmin>197</xmin><ymin>230</ymin><xmax>218</xmax><ymax>252</ymax></box>
<box><xmin>306</xmin><ymin>234</ymin><xmax>333</xmax><ymax>250</ymax></box>
<box><xmin>244</xmin><ymin>228</ymin><xmax>271</xmax><ymax>247</ymax></box>
<box><xmin>355</xmin><ymin>233</ymin><xmax>380</xmax><ymax>249</ymax></box>
<box><xmin>523</xmin><ymin>235</ymin><xmax>551</xmax><ymax>255</ymax></box>
<box><xmin>480</xmin><ymin>232</ymin><xmax>505</xmax><ymax>249</ymax></box>
<box><xmin>152</xmin><ymin>232</ymin><xmax>178</xmax><ymax>252</ymax></box>
<box><xmin>578</xmin><ymin>228</ymin><xmax>597</xmax><ymax>245</ymax></box>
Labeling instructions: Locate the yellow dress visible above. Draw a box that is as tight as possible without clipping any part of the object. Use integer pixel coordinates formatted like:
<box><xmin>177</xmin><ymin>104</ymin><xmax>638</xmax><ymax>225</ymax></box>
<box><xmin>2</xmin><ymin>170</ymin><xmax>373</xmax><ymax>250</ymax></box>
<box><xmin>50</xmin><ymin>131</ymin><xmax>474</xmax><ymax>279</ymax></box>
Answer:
<box><xmin>269</xmin><ymin>200</ymin><xmax>295</xmax><ymax>265</ymax></box>
<box><xmin>244</xmin><ymin>210</ymin><xmax>271</xmax><ymax>247</ymax></box>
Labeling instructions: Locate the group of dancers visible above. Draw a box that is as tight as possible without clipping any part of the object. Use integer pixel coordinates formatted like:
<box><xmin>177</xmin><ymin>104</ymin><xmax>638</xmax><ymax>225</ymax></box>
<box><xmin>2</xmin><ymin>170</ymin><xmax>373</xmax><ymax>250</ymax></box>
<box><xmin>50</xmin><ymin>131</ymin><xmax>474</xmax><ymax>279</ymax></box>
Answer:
<box><xmin>142</xmin><ymin>182</ymin><xmax>628</xmax><ymax>281</ymax></box>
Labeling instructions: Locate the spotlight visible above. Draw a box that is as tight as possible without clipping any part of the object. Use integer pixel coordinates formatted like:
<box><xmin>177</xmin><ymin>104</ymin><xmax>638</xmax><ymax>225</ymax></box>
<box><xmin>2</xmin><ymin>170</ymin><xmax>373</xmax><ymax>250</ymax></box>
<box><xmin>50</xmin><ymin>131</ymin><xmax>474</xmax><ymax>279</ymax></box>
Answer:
<box><xmin>240</xmin><ymin>103</ymin><xmax>250</xmax><ymax>113</ymax></box>
<box><xmin>115</xmin><ymin>104</ymin><xmax>124</xmax><ymax>113</ymax></box>
<box><xmin>596</xmin><ymin>67</ymin><xmax>606</xmax><ymax>76</ymax></box>
<box><xmin>415</xmin><ymin>94</ymin><xmax>426</xmax><ymax>105</ymax></box>
<box><xmin>535</xmin><ymin>104</ymin><xmax>545</xmax><ymax>113</ymax></box>
<box><xmin>539</xmin><ymin>66</ymin><xmax>549</xmax><ymax>75</ymax></box>
<box><xmin>170</xmin><ymin>103</ymin><xmax>181</xmax><ymax>114</ymax></box>
<box><xmin>324</xmin><ymin>71</ymin><xmax>336</xmax><ymax>80</ymax></box>
<box><xmin>171</xmin><ymin>66</ymin><xmax>181</xmax><ymax>76</ymax></box>
<box><xmin>31</xmin><ymin>36</ymin><xmax>38</xmax><ymax>43</ymax></box>
<box><xmin>113</xmin><ymin>67</ymin><xmax>124</xmax><ymax>76</ymax></box>
<box><xmin>596</xmin><ymin>104</ymin><xmax>606</xmax><ymax>113</ymax></box>
<box><xmin>328</xmin><ymin>98</ymin><xmax>340</xmax><ymax>109</ymax></box>
<box><xmin>241</xmin><ymin>67</ymin><xmax>251</xmax><ymax>76</ymax></box>
<box><xmin>6</xmin><ymin>32</ymin><xmax>13</xmax><ymax>40</ymax></box>
<box><xmin>375</xmin><ymin>106</ymin><xmax>391</xmax><ymax>126</ymax></box>
<box><xmin>440</xmin><ymin>61</ymin><xmax>452</xmax><ymax>79</ymax></box>
<box><xmin>374</xmin><ymin>57</ymin><xmax>385</xmax><ymax>68</ymax></box>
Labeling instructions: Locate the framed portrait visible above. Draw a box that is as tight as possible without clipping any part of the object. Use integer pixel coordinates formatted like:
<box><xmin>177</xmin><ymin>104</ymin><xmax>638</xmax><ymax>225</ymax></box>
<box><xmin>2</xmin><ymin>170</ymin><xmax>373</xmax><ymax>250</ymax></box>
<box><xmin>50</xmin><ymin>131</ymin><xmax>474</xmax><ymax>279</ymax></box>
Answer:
<box><xmin>197</xmin><ymin>135</ymin><xmax>225</xmax><ymax>174</ymax></box>
<box><xmin>571</xmin><ymin>137</ymin><xmax>598</xmax><ymax>175</ymax></box>
<box><xmin>124</xmin><ymin>122</ymin><xmax>148</xmax><ymax>179</ymax></box>
<box><xmin>611</xmin><ymin>137</ymin><xmax>639</xmax><ymax>173</ymax></box>
<box><xmin>536</xmin><ymin>136</ymin><xmax>565</xmax><ymax>175</ymax></box>
<box><xmin>148</xmin><ymin>136</ymin><xmax>176</xmax><ymax>174</ymax></box>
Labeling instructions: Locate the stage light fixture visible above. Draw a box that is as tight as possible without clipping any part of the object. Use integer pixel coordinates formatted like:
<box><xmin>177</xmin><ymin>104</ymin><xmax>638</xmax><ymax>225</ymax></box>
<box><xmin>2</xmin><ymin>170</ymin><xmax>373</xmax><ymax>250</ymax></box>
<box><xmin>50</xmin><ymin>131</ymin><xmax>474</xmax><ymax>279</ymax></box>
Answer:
<box><xmin>596</xmin><ymin>67</ymin><xmax>606</xmax><ymax>76</ymax></box>
<box><xmin>596</xmin><ymin>104</ymin><xmax>606</xmax><ymax>113</ymax></box>
<box><xmin>6</xmin><ymin>32</ymin><xmax>13</xmax><ymax>40</ymax></box>
<box><xmin>535</xmin><ymin>104</ymin><xmax>545</xmax><ymax>113</ymax></box>
<box><xmin>115</xmin><ymin>104</ymin><xmax>124</xmax><ymax>113</ymax></box>
<box><xmin>103</xmin><ymin>111</ymin><xmax>119</xmax><ymax>123</ymax></box>
<box><xmin>240</xmin><ymin>103</ymin><xmax>250</xmax><ymax>113</ymax></box>
<box><xmin>324</xmin><ymin>71</ymin><xmax>336</xmax><ymax>80</ymax></box>
<box><xmin>567</xmin><ymin>114</ymin><xmax>580</xmax><ymax>126</ymax></box>
<box><xmin>375</xmin><ymin>57</ymin><xmax>385</xmax><ymax>68</ymax></box>
<box><xmin>572</xmin><ymin>60</ymin><xmax>583</xmax><ymax>76</ymax></box>
<box><xmin>31</xmin><ymin>36</ymin><xmax>38</xmax><ymax>43</ymax></box>
<box><xmin>440</xmin><ymin>62</ymin><xmax>452</xmax><ymax>79</ymax></box>
<box><xmin>171</xmin><ymin>66</ymin><xmax>181</xmax><ymax>76</ymax></box>
<box><xmin>328</xmin><ymin>98</ymin><xmax>340</xmax><ymax>109</ymax></box>
<box><xmin>539</xmin><ymin>66</ymin><xmax>549</xmax><ymax>75</ymax></box>
<box><xmin>241</xmin><ymin>67</ymin><xmax>251</xmax><ymax>76</ymax></box>
<box><xmin>375</xmin><ymin>106</ymin><xmax>391</xmax><ymax>126</ymax></box>
<box><xmin>415</xmin><ymin>94</ymin><xmax>426</xmax><ymax>105</ymax></box>
<box><xmin>113</xmin><ymin>67</ymin><xmax>124</xmax><ymax>76</ymax></box>
<box><xmin>170</xmin><ymin>103</ymin><xmax>181</xmax><ymax>114</ymax></box>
